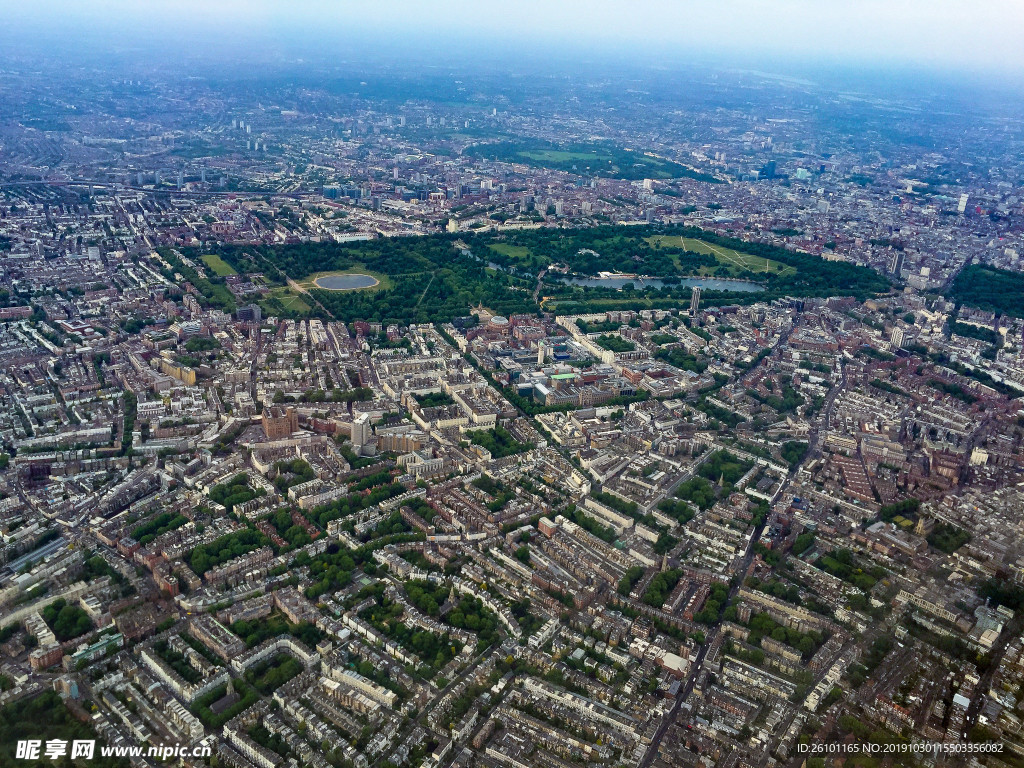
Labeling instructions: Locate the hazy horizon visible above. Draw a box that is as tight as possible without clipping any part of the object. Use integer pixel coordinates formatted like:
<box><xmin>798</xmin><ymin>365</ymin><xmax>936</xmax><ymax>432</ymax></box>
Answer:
<box><xmin>2</xmin><ymin>0</ymin><xmax>1024</xmax><ymax>89</ymax></box>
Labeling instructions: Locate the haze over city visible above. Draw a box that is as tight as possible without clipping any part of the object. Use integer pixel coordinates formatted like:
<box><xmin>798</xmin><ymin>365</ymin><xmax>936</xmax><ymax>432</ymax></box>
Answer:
<box><xmin>5</xmin><ymin>0</ymin><xmax>1024</xmax><ymax>78</ymax></box>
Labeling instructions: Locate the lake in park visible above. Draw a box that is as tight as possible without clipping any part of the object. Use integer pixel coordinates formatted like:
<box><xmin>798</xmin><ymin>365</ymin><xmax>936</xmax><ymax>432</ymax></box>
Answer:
<box><xmin>314</xmin><ymin>273</ymin><xmax>379</xmax><ymax>291</ymax></box>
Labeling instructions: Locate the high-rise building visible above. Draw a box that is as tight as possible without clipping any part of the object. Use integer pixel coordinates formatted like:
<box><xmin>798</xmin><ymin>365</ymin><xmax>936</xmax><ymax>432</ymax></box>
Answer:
<box><xmin>890</xmin><ymin>327</ymin><xmax>905</xmax><ymax>350</ymax></box>
<box><xmin>236</xmin><ymin>304</ymin><xmax>261</xmax><ymax>323</ymax></box>
<box><xmin>537</xmin><ymin>342</ymin><xmax>545</xmax><ymax>365</ymax></box>
<box><xmin>889</xmin><ymin>251</ymin><xmax>905</xmax><ymax>276</ymax></box>
<box><xmin>690</xmin><ymin>286</ymin><xmax>702</xmax><ymax>316</ymax></box>
<box><xmin>958</xmin><ymin>193</ymin><xmax>969</xmax><ymax>214</ymax></box>
<box><xmin>352</xmin><ymin>413</ymin><xmax>371</xmax><ymax>450</ymax></box>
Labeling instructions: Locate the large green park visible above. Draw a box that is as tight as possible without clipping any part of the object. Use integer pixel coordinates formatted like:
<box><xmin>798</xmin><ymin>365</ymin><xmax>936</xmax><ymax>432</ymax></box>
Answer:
<box><xmin>946</xmin><ymin>263</ymin><xmax>1024</xmax><ymax>318</ymax></box>
<box><xmin>176</xmin><ymin>224</ymin><xmax>890</xmax><ymax>324</ymax></box>
<box><xmin>463</xmin><ymin>139</ymin><xmax>722</xmax><ymax>183</ymax></box>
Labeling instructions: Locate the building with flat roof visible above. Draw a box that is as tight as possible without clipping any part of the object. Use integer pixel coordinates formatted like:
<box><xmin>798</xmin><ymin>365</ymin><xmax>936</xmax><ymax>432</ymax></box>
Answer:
<box><xmin>262</xmin><ymin>406</ymin><xmax>298</xmax><ymax>439</ymax></box>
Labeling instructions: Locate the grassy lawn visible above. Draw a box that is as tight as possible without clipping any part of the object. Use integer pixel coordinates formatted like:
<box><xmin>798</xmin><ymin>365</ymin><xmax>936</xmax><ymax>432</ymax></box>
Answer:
<box><xmin>517</xmin><ymin>148</ymin><xmax>688</xmax><ymax>179</ymax></box>
<box><xmin>521</xmin><ymin>148</ymin><xmax>602</xmax><ymax>163</ymax></box>
<box><xmin>262</xmin><ymin>286</ymin><xmax>312</xmax><ymax>315</ymax></box>
<box><xmin>201</xmin><ymin>254</ymin><xmax>237</xmax><ymax>276</ymax></box>
<box><xmin>466</xmin><ymin>140</ymin><xmax>717</xmax><ymax>181</ymax></box>
<box><xmin>487</xmin><ymin>243</ymin><xmax>535</xmax><ymax>263</ymax></box>
<box><xmin>647</xmin><ymin>235</ymin><xmax>796</xmax><ymax>276</ymax></box>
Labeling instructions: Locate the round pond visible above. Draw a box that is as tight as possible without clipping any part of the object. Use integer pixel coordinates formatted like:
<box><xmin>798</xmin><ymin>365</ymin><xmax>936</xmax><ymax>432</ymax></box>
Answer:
<box><xmin>313</xmin><ymin>273</ymin><xmax>379</xmax><ymax>291</ymax></box>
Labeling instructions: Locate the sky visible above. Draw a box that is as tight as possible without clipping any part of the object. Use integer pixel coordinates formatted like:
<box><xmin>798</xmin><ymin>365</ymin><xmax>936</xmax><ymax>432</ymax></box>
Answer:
<box><xmin>3</xmin><ymin>0</ymin><xmax>1024</xmax><ymax>81</ymax></box>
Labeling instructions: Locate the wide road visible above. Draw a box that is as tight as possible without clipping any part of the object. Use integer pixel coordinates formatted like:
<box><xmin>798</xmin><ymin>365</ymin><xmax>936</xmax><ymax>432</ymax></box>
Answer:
<box><xmin>639</xmin><ymin>323</ymin><xmax>807</xmax><ymax>766</ymax></box>
<box><xmin>805</xmin><ymin>363</ymin><xmax>846</xmax><ymax>463</ymax></box>
<box><xmin>963</xmin><ymin>610</ymin><xmax>1024</xmax><ymax>737</ymax></box>
<box><xmin>638</xmin><ymin>511</ymin><xmax>771</xmax><ymax>768</ymax></box>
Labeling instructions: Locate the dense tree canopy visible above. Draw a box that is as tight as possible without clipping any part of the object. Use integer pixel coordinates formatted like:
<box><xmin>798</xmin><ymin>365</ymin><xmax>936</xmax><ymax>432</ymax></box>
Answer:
<box><xmin>184</xmin><ymin>222</ymin><xmax>889</xmax><ymax>323</ymax></box>
<box><xmin>947</xmin><ymin>264</ymin><xmax>1024</xmax><ymax>318</ymax></box>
